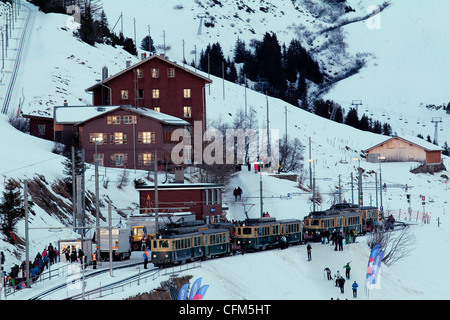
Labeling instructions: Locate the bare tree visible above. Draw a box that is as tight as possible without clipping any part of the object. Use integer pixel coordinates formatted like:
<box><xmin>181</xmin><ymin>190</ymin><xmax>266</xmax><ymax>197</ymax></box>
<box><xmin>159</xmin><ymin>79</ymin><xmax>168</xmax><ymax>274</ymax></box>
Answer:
<box><xmin>367</xmin><ymin>227</ymin><xmax>415</xmax><ymax>267</ymax></box>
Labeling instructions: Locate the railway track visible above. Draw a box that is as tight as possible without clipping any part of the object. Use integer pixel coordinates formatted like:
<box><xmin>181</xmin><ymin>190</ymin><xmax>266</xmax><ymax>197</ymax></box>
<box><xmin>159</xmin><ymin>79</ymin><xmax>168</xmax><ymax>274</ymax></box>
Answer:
<box><xmin>28</xmin><ymin>261</ymin><xmax>144</xmax><ymax>300</ymax></box>
<box><xmin>1</xmin><ymin>2</ymin><xmax>32</xmax><ymax>115</ymax></box>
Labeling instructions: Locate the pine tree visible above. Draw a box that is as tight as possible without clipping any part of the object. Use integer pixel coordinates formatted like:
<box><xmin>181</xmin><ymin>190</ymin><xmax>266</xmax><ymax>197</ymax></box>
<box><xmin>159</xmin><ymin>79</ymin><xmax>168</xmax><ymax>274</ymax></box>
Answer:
<box><xmin>140</xmin><ymin>35</ymin><xmax>156</xmax><ymax>53</ymax></box>
<box><xmin>0</xmin><ymin>179</ymin><xmax>35</xmax><ymax>236</ymax></box>
<box><xmin>344</xmin><ymin>107</ymin><xmax>359</xmax><ymax>128</ymax></box>
<box><xmin>122</xmin><ymin>37</ymin><xmax>137</xmax><ymax>56</ymax></box>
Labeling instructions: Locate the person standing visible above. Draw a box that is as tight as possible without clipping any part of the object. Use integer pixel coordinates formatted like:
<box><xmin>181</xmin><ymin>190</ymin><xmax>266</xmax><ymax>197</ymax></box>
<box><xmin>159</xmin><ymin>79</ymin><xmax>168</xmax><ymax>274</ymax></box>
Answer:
<box><xmin>338</xmin><ymin>276</ymin><xmax>345</xmax><ymax>294</ymax></box>
<box><xmin>307</xmin><ymin>243</ymin><xmax>312</xmax><ymax>261</ymax></box>
<box><xmin>352</xmin><ymin>281</ymin><xmax>359</xmax><ymax>298</ymax></box>
<box><xmin>143</xmin><ymin>249</ymin><xmax>149</xmax><ymax>269</ymax></box>
<box><xmin>92</xmin><ymin>252</ymin><xmax>97</xmax><ymax>269</ymax></box>
<box><xmin>343</xmin><ymin>263</ymin><xmax>351</xmax><ymax>279</ymax></box>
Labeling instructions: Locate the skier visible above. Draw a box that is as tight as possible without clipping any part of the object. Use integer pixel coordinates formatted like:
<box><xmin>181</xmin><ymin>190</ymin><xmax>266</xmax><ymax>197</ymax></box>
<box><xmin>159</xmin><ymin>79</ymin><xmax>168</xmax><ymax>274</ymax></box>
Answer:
<box><xmin>343</xmin><ymin>262</ymin><xmax>351</xmax><ymax>279</ymax></box>
<box><xmin>352</xmin><ymin>281</ymin><xmax>359</xmax><ymax>298</ymax></box>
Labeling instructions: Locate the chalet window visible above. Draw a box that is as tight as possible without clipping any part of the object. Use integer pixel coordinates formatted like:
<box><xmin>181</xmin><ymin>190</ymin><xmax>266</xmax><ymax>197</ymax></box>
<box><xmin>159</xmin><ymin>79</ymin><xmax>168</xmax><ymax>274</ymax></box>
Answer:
<box><xmin>183</xmin><ymin>106</ymin><xmax>192</xmax><ymax>118</ymax></box>
<box><xmin>151</xmin><ymin>68</ymin><xmax>159</xmax><ymax>78</ymax></box>
<box><xmin>110</xmin><ymin>153</ymin><xmax>127</xmax><ymax>167</ymax></box>
<box><xmin>124</xmin><ymin>115</ymin><xmax>137</xmax><ymax>124</ymax></box>
<box><xmin>89</xmin><ymin>132</ymin><xmax>107</xmax><ymax>145</ymax></box>
<box><xmin>138</xmin><ymin>131</ymin><xmax>156</xmax><ymax>144</ymax></box>
<box><xmin>168</xmin><ymin>68</ymin><xmax>175</xmax><ymax>78</ymax></box>
<box><xmin>107</xmin><ymin>116</ymin><xmax>121</xmax><ymax>124</ymax></box>
<box><xmin>94</xmin><ymin>153</ymin><xmax>104</xmax><ymax>166</ymax></box>
<box><xmin>138</xmin><ymin>152</ymin><xmax>154</xmax><ymax>166</ymax></box>
<box><xmin>38</xmin><ymin>124</ymin><xmax>45</xmax><ymax>136</ymax></box>
<box><xmin>110</xmin><ymin>132</ymin><xmax>127</xmax><ymax>145</ymax></box>
<box><xmin>153</xmin><ymin>107</ymin><xmax>161</xmax><ymax>112</ymax></box>
<box><xmin>183</xmin><ymin>88</ymin><xmax>191</xmax><ymax>98</ymax></box>
<box><xmin>137</xmin><ymin>89</ymin><xmax>144</xmax><ymax>99</ymax></box>
<box><xmin>152</xmin><ymin>89</ymin><xmax>160</xmax><ymax>99</ymax></box>
<box><xmin>121</xmin><ymin>90</ymin><xmax>129</xmax><ymax>100</ymax></box>
<box><xmin>136</xmin><ymin>68</ymin><xmax>144</xmax><ymax>78</ymax></box>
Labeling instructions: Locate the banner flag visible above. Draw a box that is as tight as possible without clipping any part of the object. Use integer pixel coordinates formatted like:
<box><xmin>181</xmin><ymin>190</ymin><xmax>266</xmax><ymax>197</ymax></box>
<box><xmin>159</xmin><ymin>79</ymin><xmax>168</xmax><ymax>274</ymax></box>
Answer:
<box><xmin>366</xmin><ymin>244</ymin><xmax>380</xmax><ymax>282</ymax></box>
<box><xmin>177</xmin><ymin>283</ymin><xmax>189</xmax><ymax>300</ymax></box>
<box><xmin>193</xmin><ymin>285</ymin><xmax>209</xmax><ymax>300</ymax></box>
<box><xmin>370</xmin><ymin>250</ymin><xmax>384</xmax><ymax>286</ymax></box>
<box><xmin>189</xmin><ymin>278</ymin><xmax>202</xmax><ymax>300</ymax></box>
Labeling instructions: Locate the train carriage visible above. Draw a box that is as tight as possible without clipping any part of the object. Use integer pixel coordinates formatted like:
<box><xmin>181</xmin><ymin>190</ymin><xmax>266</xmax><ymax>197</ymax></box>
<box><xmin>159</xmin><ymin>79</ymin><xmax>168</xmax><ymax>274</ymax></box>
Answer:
<box><xmin>360</xmin><ymin>206</ymin><xmax>380</xmax><ymax>233</ymax></box>
<box><xmin>303</xmin><ymin>209</ymin><xmax>362</xmax><ymax>242</ymax></box>
<box><xmin>150</xmin><ymin>227</ymin><xmax>230</xmax><ymax>267</ymax></box>
<box><xmin>279</xmin><ymin>219</ymin><xmax>302</xmax><ymax>245</ymax></box>
<box><xmin>234</xmin><ymin>217</ymin><xmax>280</xmax><ymax>251</ymax></box>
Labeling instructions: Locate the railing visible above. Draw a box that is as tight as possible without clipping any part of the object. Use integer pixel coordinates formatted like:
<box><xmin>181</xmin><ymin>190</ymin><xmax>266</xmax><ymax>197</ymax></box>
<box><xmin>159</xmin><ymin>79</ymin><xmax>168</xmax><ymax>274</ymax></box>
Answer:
<box><xmin>66</xmin><ymin>262</ymin><xmax>201</xmax><ymax>300</ymax></box>
<box><xmin>3</xmin><ymin>262</ymin><xmax>70</xmax><ymax>298</ymax></box>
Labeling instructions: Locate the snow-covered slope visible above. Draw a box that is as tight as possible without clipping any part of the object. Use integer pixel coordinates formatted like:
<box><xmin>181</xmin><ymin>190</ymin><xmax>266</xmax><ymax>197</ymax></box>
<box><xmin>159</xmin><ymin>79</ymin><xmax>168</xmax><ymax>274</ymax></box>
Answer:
<box><xmin>2</xmin><ymin>0</ymin><xmax>450</xmax><ymax>301</ymax></box>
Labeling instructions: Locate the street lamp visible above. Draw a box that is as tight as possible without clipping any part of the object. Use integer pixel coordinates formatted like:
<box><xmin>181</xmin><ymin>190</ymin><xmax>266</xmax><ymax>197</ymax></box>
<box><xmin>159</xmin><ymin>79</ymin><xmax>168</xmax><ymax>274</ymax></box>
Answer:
<box><xmin>353</xmin><ymin>157</ymin><xmax>362</xmax><ymax>208</ymax></box>
<box><xmin>378</xmin><ymin>156</ymin><xmax>385</xmax><ymax>215</ymax></box>
<box><xmin>308</xmin><ymin>159</ymin><xmax>317</xmax><ymax>212</ymax></box>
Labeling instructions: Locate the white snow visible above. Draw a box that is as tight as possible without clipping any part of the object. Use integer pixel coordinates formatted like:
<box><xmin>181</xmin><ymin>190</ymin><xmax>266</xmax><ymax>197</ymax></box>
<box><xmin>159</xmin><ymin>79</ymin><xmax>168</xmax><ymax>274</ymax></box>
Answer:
<box><xmin>1</xmin><ymin>0</ymin><xmax>450</xmax><ymax>302</ymax></box>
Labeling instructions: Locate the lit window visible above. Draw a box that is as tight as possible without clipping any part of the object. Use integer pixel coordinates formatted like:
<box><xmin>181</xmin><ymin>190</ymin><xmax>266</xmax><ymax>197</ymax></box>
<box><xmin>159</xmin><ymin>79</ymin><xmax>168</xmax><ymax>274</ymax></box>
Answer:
<box><xmin>136</xmin><ymin>68</ymin><xmax>144</xmax><ymax>78</ymax></box>
<box><xmin>107</xmin><ymin>116</ymin><xmax>121</xmax><ymax>124</ymax></box>
<box><xmin>153</xmin><ymin>107</ymin><xmax>160</xmax><ymax>112</ymax></box>
<box><xmin>138</xmin><ymin>153</ymin><xmax>154</xmax><ymax>166</ymax></box>
<box><xmin>151</xmin><ymin>68</ymin><xmax>159</xmax><ymax>78</ymax></box>
<box><xmin>183</xmin><ymin>88</ymin><xmax>191</xmax><ymax>98</ymax></box>
<box><xmin>114</xmin><ymin>132</ymin><xmax>124</xmax><ymax>145</ymax></box>
<box><xmin>121</xmin><ymin>90</ymin><xmax>129</xmax><ymax>100</ymax></box>
<box><xmin>183</xmin><ymin>106</ymin><xmax>192</xmax><ymax>118</ymax></box>
<box><xmin>89</xmin><ymin>132</ymin><xmax>106</xmax><ymax>144</ymax></box>
<box><xmin>152</xmin><ymin>89</ymin><xmax>160</xmax><ymax>99</ymax></box>
<box><xmin>138</xmin><ymin>132</ymin><xmax>156</xmax><ymax>144</ymax></box>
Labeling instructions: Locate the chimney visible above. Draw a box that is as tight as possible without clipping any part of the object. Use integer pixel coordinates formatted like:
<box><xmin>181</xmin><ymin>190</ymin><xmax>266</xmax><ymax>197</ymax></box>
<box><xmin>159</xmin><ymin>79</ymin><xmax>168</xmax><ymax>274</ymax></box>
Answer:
<box><xmin>126</xmin><ymin>60</ymin><xmax>131</xmax><ymax>68</ymax></box>
<box><xmin>63</xmin><ymin>100</ymin><xmax>68</xmax><ymax>106</ymax></box>
<box><xmin>102</xmin><ymin>66</ymin><xmax>108</xmax><ymax>81</ymax></box>
<box><xmin>141</xmin><ymin>53</ymin><xmax>147</xmax><ymax>60</ymax></box>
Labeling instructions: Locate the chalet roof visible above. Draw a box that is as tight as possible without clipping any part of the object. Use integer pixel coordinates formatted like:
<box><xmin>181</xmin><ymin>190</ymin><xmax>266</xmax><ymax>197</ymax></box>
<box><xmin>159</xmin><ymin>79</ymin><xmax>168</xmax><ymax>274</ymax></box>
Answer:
<box><xmin>136</xmin><ymin>183</ymin><xmax>225</xmax><ymax>191</ymax></box>
<box><xmin>85</xmin><ymin>54</ymin><xmax>212</xmax><ymax>92</ymax></box>
<box><xmin>364</xmin><ymin>135</ymin><xmax>443</xmax><ymax>153</ymax></box>
<box><xmin>74</xmin><ymin>105</ymin><xmax>191</xmax><ymax>126</ymax></box>
<box><xmin>54</xmin><ymin>105</ymin><xmax>120</xmax><ymax>124</ymax></box>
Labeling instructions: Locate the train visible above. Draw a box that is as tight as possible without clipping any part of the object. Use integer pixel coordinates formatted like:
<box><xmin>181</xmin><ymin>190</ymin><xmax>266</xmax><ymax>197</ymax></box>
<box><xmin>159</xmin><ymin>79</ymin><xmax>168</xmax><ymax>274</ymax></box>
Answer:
<box><xmin>303</xmin><ymin>204</ymin><xmax>380</xmax><ymax>242</ymax></box>
<box><xmin>150</xmin><ymin>204</ymin><xmax>380</xmax><ymax>267</ymax></box>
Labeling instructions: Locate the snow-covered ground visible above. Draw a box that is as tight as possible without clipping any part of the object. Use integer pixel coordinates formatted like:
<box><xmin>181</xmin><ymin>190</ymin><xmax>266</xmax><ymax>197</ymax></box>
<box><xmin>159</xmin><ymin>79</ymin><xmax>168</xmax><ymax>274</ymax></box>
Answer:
<box><xmin>1</xmin><ymin>0</ymin><xmax>450</xmax><ymax>302</ymax></box>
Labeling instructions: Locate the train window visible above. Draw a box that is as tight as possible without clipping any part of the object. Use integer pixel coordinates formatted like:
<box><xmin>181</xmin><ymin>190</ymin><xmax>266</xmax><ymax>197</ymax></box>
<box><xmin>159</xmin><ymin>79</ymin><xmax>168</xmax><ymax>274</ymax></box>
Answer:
<box><xmin>159</xmin><ymin>240</ymin><xmax>169</xmax><ymax>248</ymax></box>
<box><xmin>243</xmin><ymin>227</ymin><xmax>252</xmax><ymax>235</ymax></box>
<box><xmin>312</xmin><ymin>219</ymin><xmax>319</xmax><ymax>226</ymax></box>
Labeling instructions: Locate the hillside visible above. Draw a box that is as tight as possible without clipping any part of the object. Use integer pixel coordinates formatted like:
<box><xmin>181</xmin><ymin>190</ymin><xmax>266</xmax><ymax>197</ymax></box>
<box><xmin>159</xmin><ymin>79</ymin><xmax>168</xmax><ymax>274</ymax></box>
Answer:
<box><xmin>1</xmin><ymin>0</ymin><xmax>450</xmax><ymax>301</ymax></box>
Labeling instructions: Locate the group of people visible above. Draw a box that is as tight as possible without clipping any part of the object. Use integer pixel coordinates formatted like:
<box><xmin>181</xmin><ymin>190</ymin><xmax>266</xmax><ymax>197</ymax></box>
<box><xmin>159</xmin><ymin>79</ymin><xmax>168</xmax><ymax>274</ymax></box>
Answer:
<box><xmin>320</xmin><ymin>228</ymin><xmax>358</xmax><ymax>251</ymax></box>
<box><xmin>62</xmin><ymin>246</ymin><xmax>86</xmax><ymax>265</ymax></box>
<box><xmin>325</xmin><ymin>263</ymin><xmax>358</xmax><ymax>298</ymax></box>
<box><xmin>233</xmin><ymin>187</ymin><xmax>243</xmax><ymax>200</ymax></box>
<box><xmin>1</xmin><ymin>243</ymin><xmax>60</xmax><ymax>290</ymax></box>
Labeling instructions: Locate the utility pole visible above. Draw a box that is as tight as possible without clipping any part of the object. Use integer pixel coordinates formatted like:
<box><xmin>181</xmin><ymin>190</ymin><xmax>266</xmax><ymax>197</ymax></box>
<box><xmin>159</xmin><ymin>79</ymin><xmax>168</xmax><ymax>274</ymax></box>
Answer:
<box><xmin>95</xmin><ymin>153</ymin><xmax>101</xmax><ymax>267</ymax></box>
<box><xmin>72</xmin><ymin>147</ymin><xmax>76</xmax><ymax>232</ymax></box>
<box><xmin>154</xmin><ymin>150</ymin><xmax>159</xmax><ymax>234</ymax></box>
<box><xmin>24</xmin><ymin>179</ymin><xmax>30</xmax><ymax>288</ymax></box>
<box><xmin>108</xmin><ymin>200</ymin><xmax>113</xmax><ymax>276</ymax></box>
